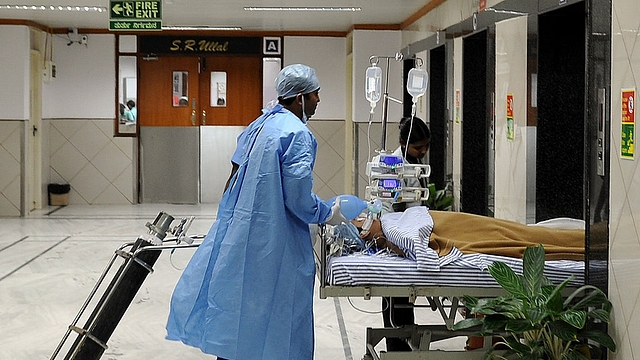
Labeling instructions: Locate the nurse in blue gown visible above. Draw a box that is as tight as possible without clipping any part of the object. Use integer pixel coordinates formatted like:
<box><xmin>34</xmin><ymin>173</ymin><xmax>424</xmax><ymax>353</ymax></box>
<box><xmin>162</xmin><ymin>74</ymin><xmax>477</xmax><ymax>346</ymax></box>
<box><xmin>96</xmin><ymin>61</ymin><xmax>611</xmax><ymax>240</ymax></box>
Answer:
<box><xmin>166</xmin><ymin>64</ymin><xmax>345</xmax><ymax>360</ymax></box>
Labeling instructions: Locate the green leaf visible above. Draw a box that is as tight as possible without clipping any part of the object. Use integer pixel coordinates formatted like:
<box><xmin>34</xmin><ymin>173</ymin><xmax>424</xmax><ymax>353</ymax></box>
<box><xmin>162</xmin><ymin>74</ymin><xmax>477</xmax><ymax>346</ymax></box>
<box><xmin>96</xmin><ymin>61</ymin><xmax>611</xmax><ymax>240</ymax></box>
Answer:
<box><xmin>546</xmin><ymin>279</ymin><xmax>571</xmax><ymax>313</ymax></box>
<box><xmin>523</xmin><ymin>244</ymin><xmax>545</xmax><ymax>297</ymax></box>
<box><xmin>548</xmin><ymin>320</ymin><xmax>579</xmax><ymax>341</ymax></box>
<box><xmin>488</xmin><ymin>261</ymin><xmax>526</xmax><ymax>297</ymax></box>
<box><xmin>482</xmin><ymin>316</ymin><xmax>510</xmax><ymax>332</ymax></box>
<box><xmin>452</xmin><ymin>317</ymin><xmax>484</xmax><ymax>330</ymax></box>
<box><xmin>502</xmin><ymin>334</ymin><xmax>533</xmax><ymax>353</ymax></box>
<box><xmin>504</xmin><ymin>319</ymin><xmax>537</xmax><ymax>333</ymax></box>
<box><xmin>560</xmin><ymin>310</ymin><xmax>587</xmax><ymax>329</ymax></box>
<box><xmin>579</xmin><ymin>330</ymin><xmax>617</xmax><ymax>352</ymax></box>
<box><xmin>521</xmin><ymin>353</ymin><xmax>544</xmax><ymax>360</ymax></box>
<box><xmin>462</xmin><ymin>295</ymin><xmax>479</xmax><ymax>309</ymax></box>
<box><xmin>425</xmin><ymin>183</ymin><xmax>453</xmax><ymax>211</ymax></box>
<box><xmin>564</xmin><ymin>350</ymin><xmax>590</xmax><ymax>360</ymax></box>
<box><xmin>587</xmin><ymin>308</ymin><xmax>611</xmax><ymax>323</ymax></box>
<box><xmin>481</xmin><ymin>297</ymin><xmax>524</xmax><ymax>316</ymax></box>
<box><xmin>565</xmin><ymin>285</ymin><xmax>608</xmax><ymax>309</ymax></box>
<box><xmin>527</xmin><ymin>307</ymin><xmax>549</xmax><ymax>324</ymax></box>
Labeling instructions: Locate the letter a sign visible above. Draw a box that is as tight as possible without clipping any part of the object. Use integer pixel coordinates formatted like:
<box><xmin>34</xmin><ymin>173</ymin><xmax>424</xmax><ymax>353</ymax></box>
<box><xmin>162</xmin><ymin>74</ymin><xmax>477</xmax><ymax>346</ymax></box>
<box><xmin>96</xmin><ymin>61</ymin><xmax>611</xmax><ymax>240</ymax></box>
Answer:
<box><xmin>263</xmin><ymin>37</ymin><xmax>281</xmax><ymax>55</ymax></box>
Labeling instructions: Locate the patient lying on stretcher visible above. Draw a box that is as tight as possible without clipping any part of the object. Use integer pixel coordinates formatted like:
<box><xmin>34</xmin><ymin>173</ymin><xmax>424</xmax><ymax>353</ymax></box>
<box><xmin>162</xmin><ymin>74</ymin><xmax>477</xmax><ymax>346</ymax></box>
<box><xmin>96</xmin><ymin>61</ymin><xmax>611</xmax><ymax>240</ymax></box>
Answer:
<box><xmin>349</xmin><ymin>206</ymin><xmax>585</xmax><ymax>261</ymax></box>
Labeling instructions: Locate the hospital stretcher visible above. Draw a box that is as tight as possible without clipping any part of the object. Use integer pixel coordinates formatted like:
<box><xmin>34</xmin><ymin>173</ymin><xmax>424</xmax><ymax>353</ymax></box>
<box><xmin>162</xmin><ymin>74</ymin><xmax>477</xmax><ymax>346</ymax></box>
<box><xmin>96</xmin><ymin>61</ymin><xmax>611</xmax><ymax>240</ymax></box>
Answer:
<box><xmin>312</xmin><ymin>221</ymin><xmax>586</xmax><ymax>360</ymax></box>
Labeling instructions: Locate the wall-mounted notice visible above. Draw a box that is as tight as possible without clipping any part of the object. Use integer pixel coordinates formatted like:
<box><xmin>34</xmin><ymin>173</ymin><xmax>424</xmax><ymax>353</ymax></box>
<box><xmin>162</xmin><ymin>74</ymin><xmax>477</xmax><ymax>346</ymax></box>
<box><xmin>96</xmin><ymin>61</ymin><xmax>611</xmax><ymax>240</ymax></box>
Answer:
<box><xmin>621</xmin><ymin>89</ymin><xmax>635</xmax><ymax>159</ymax></box>
<box><xmin>506</xmin><ymin>94</ymin><xmax>514</xmax><ymax>141</ymax></box>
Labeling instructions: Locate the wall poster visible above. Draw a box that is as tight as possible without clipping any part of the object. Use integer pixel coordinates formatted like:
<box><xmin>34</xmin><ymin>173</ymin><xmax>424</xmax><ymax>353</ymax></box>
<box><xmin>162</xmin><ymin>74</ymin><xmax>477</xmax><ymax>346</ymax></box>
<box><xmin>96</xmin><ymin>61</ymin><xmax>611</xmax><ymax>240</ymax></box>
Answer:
<box><xmin>621</xmin><ymin>89</ymin><xmax>635</xmax><ymax>159</ymax></box>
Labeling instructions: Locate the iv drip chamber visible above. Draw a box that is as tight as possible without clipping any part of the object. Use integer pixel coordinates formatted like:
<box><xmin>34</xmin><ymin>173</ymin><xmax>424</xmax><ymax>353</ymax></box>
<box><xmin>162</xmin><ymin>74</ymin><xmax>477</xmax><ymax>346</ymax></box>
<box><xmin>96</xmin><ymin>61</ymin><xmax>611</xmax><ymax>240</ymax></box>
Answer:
<box><xmin>406</xmin><ymin>68</ymin><xmax>429</xmax><ymax>100</ymax></box>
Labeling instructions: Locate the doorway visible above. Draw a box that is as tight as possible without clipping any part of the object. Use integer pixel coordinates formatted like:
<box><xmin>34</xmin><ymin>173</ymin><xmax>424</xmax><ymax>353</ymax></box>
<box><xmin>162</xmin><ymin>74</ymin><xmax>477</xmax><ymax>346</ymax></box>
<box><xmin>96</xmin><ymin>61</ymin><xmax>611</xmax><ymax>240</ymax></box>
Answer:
<box><xmin>462</xmin><ymin>29</ymin><xmax>495</xmax><ymax>216</ymax></box>
<box><xmin>536</xmin><ymin>2</ymin><xmax>585</xmax><ymax>222</ymax></box>
<box><xmin>138</xmin><ymin>55</ymin><xmax>262</xmax><ymax>203</ymax></box>
<box><xmin>429</xmin><ymin>44</ymin><xmax>448</xmax><ymax>192</ymax></box>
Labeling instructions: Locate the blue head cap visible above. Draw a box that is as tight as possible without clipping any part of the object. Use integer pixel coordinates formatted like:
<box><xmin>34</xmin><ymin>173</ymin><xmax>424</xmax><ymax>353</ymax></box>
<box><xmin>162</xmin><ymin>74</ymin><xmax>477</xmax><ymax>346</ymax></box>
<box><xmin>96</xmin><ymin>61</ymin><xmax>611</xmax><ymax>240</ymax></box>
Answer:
<box><xmin>275</xmin><ymin>64</ymin><xmax>320</xmax><ymax>99</ymax></box>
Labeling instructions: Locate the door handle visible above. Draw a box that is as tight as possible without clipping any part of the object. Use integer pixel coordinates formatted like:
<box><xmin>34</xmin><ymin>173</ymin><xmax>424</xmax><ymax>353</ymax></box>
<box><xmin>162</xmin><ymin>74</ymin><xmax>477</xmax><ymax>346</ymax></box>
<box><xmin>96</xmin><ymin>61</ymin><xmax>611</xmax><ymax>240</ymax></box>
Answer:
<box><xmin>202</xmin><ymin>110</ymin><xmax>207</xmax><ymax>125</ymax></box>
<box><xmin>597</xmin><ymin>88</ymin><xmax>606</xmax><ymax>176</ymax></box>
<box><xmin>191</xmin><ymin>97</ymin><xmax>197</xmax><ymax>126</ymax></box>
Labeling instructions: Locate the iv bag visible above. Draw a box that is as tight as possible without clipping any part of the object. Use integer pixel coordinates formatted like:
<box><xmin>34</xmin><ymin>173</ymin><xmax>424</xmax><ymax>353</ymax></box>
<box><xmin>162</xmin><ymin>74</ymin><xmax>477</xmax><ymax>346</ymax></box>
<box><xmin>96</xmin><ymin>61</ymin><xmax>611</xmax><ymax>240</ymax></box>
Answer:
<box><xmin>365</xmin><ymin>66</ymin><xmax>382</xmax><ymax>105</ymax></box>
<box><xmin>406</xmin><ymin>68</ymin><xmax>428</xmax><ymax>100</ymax></box>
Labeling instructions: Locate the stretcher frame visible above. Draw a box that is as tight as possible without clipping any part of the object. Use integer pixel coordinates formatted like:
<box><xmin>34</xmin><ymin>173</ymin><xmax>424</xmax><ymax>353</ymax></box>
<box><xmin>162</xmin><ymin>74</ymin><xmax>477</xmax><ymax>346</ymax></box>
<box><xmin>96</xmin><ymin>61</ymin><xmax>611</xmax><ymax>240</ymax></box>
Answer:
<box><xmin>313</xmin><ymin>224</ymin><xmax>578</xmax><ymax>360</ymax></box>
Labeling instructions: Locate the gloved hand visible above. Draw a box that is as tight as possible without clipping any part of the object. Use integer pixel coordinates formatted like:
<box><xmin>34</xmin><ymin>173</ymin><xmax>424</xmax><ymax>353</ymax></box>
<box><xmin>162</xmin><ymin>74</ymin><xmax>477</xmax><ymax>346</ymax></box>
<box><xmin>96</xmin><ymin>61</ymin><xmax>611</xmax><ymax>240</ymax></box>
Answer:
<box><xmin>325</xmin><ymin>196</ymin><xmax>348</xmax><ymax>226</ymax></box>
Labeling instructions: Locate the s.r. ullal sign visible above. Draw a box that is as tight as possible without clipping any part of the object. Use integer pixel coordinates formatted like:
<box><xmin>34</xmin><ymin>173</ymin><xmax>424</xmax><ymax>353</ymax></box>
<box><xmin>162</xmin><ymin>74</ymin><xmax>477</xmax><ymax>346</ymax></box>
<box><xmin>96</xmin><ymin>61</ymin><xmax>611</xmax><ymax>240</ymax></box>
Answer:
<box><xmin>140</xmin><ymin>36</ymin><xmax>262</xmax><ymax>55</ymax></box>
<box><xmin>109</xmin><ymin>0</ymin><xmax>162</xmax><ymax>31</ymax></box>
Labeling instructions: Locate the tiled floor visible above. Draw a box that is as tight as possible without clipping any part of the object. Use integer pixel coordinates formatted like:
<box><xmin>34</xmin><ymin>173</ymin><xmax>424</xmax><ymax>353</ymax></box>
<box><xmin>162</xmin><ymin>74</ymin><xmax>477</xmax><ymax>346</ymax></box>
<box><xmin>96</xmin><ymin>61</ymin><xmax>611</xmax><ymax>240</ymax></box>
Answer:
<box><xmin>0</xmin><ymin>204</ymin><xmax>465</xmax><ymax>360</ymax></box>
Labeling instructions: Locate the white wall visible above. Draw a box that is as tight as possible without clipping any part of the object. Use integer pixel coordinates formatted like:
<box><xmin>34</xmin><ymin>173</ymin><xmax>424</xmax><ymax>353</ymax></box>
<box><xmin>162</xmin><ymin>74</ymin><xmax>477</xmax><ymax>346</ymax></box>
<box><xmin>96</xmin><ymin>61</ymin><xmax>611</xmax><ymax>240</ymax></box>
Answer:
<box><xmin>352</xmin><ymin>30</ymin><xmax>403</xmax><ymax>124</ymax></box>
<box><xmin>40</xmin><ymin>33</ymin><xmax>134</xmax><ymax>206</ymax></box>
<box><xmin>0</xmin><ymin>25</ymin><xmax>29</xmax><ymax>216</ymax></box>
<box><xmin>42</xmin><ymin>34</ymin><xmax>115</xmax><ymax>119</ymax></box>
<box><xmin>610</xmin><ymin>0</ymin><xmax>640</xmax><ymax>358</ymax></box>
<box><xmin>283</xmin><ymin>36</ymin><xmax>346</xmax><ymax>121</ymax></box>
<box><xmin>0</xmin><ymin>25</ymin><xmax>30</xmax><ymax>120</ymax></box>
<box><xmin>493</xmin><ymin>16</ymin><xmax>528</xmax><ymax>223</ymax></box>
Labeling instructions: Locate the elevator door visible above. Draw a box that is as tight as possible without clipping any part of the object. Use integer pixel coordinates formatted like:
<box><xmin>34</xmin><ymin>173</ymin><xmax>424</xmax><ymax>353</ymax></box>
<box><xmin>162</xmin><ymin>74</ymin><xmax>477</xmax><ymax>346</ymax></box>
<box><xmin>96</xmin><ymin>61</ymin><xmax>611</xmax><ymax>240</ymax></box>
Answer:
<box><xmin>536</xmin><ymin>3</ymin><xmax>585</xmax><ymax>222</ymax></box>
<box><xmin>461</xmin><ymin>29</ymin><xmax>495</xmax><ymax>216</ymax></box>
<box><xmin>429</xmin><ymin>45</ymin><xmax>448</xmax><ymax>192</ymax></box>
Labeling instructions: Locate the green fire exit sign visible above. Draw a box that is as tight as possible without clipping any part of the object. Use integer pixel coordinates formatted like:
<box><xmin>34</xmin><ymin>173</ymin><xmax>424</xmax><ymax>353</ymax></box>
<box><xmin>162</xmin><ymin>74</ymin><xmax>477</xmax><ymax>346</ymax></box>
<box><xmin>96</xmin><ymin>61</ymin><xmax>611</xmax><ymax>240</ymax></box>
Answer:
<box><xmin>109</xmin><ymin>0</ymin><xmax>162</xmax><ymax>31</ymax></box>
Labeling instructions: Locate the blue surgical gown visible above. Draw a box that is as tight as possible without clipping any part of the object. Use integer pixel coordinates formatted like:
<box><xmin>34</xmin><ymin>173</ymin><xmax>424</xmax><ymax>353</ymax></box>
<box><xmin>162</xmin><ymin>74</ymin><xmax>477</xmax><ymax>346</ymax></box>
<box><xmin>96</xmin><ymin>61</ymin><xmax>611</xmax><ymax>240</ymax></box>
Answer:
<box><xmin>166</xmin><ymin>104</ymin><xmax>332</xmax><ymax>360</ymax></box>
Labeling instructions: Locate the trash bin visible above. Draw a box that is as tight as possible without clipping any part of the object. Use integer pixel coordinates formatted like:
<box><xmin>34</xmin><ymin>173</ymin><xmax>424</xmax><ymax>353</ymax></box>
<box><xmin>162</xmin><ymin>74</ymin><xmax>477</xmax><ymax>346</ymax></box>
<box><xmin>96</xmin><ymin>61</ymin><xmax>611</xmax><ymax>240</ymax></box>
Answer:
<box><xmin>48</xmin><ymin>183</ymin><xmax>70</xmax><ymax>206</ymax></box>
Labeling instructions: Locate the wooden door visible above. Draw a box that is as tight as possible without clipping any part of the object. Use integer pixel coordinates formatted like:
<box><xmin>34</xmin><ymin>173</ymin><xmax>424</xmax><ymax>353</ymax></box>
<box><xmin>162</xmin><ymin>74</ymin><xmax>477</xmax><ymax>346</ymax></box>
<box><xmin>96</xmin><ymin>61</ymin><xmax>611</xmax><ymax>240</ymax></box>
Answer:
<box><xmin>199</xmin><ymin>55</ymin><xmax>263</xmax><ymax>126</ymax></box>
<box><xmin>138</xmin><ymin>56</ymin><xmax>200</xmax><ymax>126</ymax></box>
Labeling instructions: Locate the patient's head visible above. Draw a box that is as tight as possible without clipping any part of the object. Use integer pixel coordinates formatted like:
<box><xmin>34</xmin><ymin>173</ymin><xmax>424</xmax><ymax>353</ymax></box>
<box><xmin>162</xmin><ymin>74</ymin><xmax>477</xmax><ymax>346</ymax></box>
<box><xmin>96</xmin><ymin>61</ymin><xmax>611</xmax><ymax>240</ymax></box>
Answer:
<box><xmin>350</xmin><ymin>217</ymin><xmax>381</xmax><ymax>241</ymax></box>
<box><xmin>351</xmin><ymin>217</ymin><xmax>405</xmax><ymax>257</ymax></box>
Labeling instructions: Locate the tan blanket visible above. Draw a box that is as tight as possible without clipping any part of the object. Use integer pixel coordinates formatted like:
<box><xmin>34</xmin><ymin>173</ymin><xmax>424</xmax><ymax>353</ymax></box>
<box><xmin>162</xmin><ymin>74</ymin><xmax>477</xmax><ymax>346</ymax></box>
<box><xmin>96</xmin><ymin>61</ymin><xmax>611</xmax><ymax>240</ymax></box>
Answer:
<box><xmin>428</xmin><ymin>211</ymin><xmax>585</xmax><ymax>261</ymax></box>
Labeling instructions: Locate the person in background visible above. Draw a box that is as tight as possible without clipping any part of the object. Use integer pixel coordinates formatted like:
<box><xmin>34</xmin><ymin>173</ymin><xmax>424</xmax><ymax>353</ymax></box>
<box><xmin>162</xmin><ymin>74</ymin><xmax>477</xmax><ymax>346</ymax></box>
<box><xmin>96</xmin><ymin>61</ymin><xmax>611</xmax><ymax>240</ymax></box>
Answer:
<box><xmin>119</xmin><ymin>103</ymin><xmax>134</xmax><ymax>124</ymax></box>
<box><xmin>166</xmin><ymin>64</ymin><xmax>346</xmax><ymax>360</ymax></box>
<box><xmin>126</xmin><ymin>100</ymin><xmax>137</xmax><ymax>122</ymax></box>
<box><xmin>382</xmin><ymin>116</ymin><xmax>431</xmax><ymax>352</ymax></box>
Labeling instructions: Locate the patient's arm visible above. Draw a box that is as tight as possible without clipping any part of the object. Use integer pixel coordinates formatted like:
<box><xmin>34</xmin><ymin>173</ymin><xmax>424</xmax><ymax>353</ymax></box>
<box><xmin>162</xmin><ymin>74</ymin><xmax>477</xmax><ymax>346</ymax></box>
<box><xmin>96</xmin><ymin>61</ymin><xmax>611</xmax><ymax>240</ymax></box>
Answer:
<box><xmin>371</xmin><ymin>232</ymin><xmax>405</xmax><ymax>257</ymax></box>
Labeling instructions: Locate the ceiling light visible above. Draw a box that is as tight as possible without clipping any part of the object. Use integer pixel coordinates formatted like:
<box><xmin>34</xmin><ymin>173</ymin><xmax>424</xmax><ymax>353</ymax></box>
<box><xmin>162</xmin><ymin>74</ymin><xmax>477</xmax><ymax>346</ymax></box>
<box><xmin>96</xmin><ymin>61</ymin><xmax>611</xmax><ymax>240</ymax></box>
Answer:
<box><xmin>162</xmin><ymin>25</ymin><xmax>242</xmax><ymax>31</ymax></box>
<box><xmin>0</xmin><ymin>4</ymin><xmax>107</xmax><ymax>12</ymax></box>
<box><xmin>244</xmin><ymin>6</ymin><xmax>361</xmax><ymax>12</ymax></box>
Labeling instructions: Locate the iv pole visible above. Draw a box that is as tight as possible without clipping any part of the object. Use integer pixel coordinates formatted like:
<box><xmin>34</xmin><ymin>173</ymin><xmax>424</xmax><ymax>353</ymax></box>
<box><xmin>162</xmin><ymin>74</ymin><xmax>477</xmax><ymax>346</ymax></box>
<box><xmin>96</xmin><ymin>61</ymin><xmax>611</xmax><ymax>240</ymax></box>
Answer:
<box><xmin>369</xmin><ymin>53</ymin><xmax>404</xmax><ymax>151</ymax></box>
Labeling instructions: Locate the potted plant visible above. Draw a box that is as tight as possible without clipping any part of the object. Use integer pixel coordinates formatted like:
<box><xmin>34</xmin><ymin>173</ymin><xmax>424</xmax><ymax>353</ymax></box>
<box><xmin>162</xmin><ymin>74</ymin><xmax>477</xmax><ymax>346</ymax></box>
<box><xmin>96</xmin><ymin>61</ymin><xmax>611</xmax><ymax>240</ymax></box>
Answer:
<box><xmin>425</xmin><ymin>183</ymin><xmax>453</xmax><ymax>211</ymax></box>
<box><xmin>453</xmin><ymin>244</ymin><xmax>616</xmax><ymax>359</ymax></box>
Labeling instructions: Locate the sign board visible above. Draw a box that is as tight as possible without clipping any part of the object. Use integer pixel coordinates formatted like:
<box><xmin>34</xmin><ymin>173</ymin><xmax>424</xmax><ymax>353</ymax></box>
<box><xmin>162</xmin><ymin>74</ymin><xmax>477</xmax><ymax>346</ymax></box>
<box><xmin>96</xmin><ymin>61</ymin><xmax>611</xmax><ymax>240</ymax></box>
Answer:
<box><xmin>139</xmin><ymin>36</ymin><xmax>262</xmax><ymax>55</ymax></box>
<box><xmin>263</xmin><ymin>37</ymin><xmax>281</xmax><ymax>55</ymax></box>
<box><xmin>506</xmin><ymin>94</ymin><xmax>514</xmax><ymax>141</ymax></box>
<box><xmin>621</xmin><ymin>89</ymin><xmax>635</xmax><ymax>159</ymax></box>
<box><xmin>109</xmin><ymin>0</ymin><xmax>162</xmax><ymax>31</ymax></box>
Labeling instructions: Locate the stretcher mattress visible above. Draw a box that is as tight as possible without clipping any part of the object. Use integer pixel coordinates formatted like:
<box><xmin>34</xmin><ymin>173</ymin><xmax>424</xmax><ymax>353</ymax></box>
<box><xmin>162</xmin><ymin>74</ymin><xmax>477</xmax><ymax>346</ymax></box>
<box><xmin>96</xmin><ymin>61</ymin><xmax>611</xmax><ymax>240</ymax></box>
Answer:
<box><xmin>319</xmin><ymin>207</ymin><xmax>586</xmax><ymax>289</ymax></box>
<box><xmin>326</xmin><ymin>252</ymin><xmax>584</xmax><ymax>287</ymax></box>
